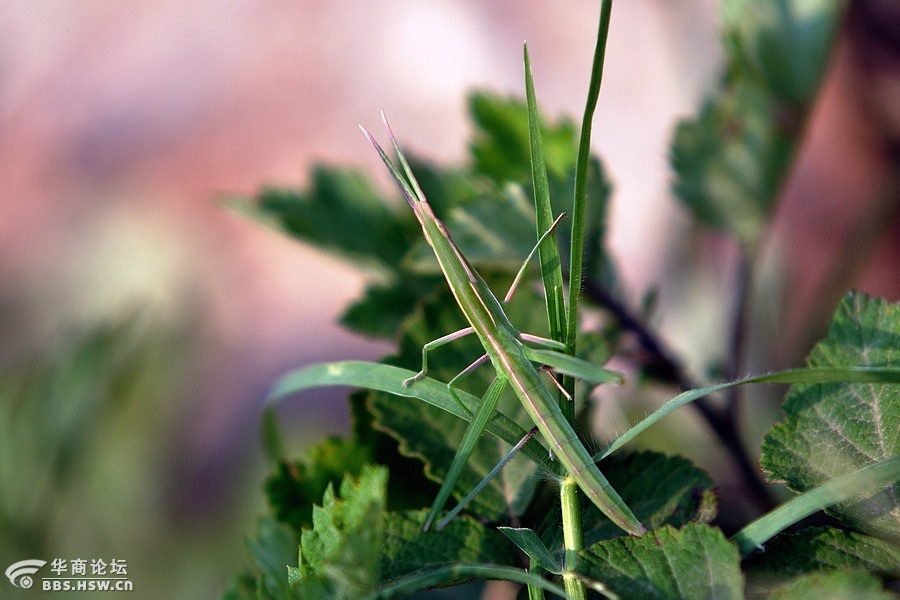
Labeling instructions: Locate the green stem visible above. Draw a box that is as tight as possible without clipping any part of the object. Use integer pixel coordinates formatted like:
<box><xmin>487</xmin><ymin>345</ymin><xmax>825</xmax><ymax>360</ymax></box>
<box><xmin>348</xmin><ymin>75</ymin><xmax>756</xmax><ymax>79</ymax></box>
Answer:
<box><xmin>527</xmin><ymin>556</ymin><xmax>547</xmax><ymax>600</ymax></box>
<box><xmin>565</xmin><ymin>0</ymin><xmax>613</xmax><ymax>371</ymax></box>
<box><xmin>560</xmin><ymin>476</ymin><xmax>586</xmax><ymax>600</ymax></box>
<box><xmin>560</xmin><ymin>5</ymin><xmax>612</xmax><ymax>595</ymax></box>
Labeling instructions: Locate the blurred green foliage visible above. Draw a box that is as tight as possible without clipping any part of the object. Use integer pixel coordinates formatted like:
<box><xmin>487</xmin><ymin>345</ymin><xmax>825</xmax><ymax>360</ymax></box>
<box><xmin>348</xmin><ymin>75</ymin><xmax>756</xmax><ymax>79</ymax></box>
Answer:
<box><xmin>0</xmin><ymin>314</ymin><xmax>252</xmax><ymax>598</ymax></box>
<box><xmin>672</xmin><ymin>0</ymin><xmax>848</xmax><ymax>249</ymax></box>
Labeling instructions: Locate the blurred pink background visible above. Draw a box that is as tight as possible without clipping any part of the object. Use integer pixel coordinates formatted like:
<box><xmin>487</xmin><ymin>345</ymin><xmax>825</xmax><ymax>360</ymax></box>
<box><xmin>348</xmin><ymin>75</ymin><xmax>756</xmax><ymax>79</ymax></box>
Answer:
<box><xmin>1</xmin><ymin>0</ymin><xmax>898</xmax><ymax>594</ymax></box>
<box><xmin>0</xmin><ymin>0</ymin><xmax>722</xmax><ymax>494</ymax></box>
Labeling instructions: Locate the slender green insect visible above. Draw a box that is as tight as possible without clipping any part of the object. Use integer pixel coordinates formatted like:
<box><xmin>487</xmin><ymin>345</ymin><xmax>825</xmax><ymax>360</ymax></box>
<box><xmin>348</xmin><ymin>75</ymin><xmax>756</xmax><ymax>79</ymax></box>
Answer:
<box><xmin>361</xmin><ymin>114</ymin><xmax>645</xmax><ymax>537</ymax></box>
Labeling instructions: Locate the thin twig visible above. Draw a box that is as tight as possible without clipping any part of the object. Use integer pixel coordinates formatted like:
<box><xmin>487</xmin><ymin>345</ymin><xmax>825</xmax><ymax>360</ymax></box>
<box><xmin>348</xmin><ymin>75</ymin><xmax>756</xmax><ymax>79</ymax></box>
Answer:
<box><xmin>724</xmin><ymin>252</ymin><xmax>753</xmax><ymax>424</ymax></box>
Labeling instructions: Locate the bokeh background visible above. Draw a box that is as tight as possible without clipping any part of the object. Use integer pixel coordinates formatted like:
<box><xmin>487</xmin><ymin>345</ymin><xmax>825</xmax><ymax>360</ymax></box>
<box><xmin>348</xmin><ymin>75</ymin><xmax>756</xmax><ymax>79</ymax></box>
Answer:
<box><xmin>1</xmin><ymin>1</ymin><xmax>898</xmax><ymax>598</ymax></box>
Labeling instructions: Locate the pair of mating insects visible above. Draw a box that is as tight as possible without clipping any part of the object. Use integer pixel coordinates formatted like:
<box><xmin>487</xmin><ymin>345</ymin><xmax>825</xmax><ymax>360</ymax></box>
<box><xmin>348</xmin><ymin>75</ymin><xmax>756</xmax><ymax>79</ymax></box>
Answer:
<box><xmin>361</xmin><ymin>115</ymin><xmax>645</xmax><ymax>537</ymax></box>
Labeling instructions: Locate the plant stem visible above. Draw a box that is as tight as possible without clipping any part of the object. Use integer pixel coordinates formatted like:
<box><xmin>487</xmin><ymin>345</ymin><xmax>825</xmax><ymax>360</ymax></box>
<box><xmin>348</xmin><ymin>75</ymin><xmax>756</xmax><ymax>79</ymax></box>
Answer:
<box><xmin>527</xmin><ymin>556</ymin><xmax>546</xmax><ymax>600</ymax></box>
<box><xmin>566</xmin><ymin>0</ymin><xmax>613</xmax><ymax>375</ymax></box>
<box><xmin>560</xmin><ymin>476</ymin><xmax>587</xmax><ymax>600</ymax></box>
<box><xmin>560</xmin><ymin>3</ymin><xmax>613</xmax><ymax>589</ymax></box>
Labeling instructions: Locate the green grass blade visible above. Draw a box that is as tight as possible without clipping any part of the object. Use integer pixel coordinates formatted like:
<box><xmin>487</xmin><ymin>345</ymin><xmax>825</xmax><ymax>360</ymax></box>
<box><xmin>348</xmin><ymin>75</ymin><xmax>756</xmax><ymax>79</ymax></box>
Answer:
<box><xmin>565</xmin><ymin>0</ymin><xmax>613</xmax><ymax>357</ymax></box>
<box><xmin>365</xmin><ymin>564</ymin><xmax>568</xmax><ymax>599</ymax></box>
<box><xmin>524</xmin><ymin>43</ymin><xmax>567</xmax><ymax>344</ymax></box>
<box><xmin>733</xmin><ymin>455</ymin><xmax>900</xmax><ymax>555</ymax></box>
<box><xmin>597</xmin><ymin>366</ymin><xmax>900</xmax><ymax>460</ymax></box>
<box><xmin>423</xmin><ymin>377</ymin><xmax>507</xmax><ymax>531</ymax></box>
<box><xmin>524</xmin><ymin>347</ymin><xmax>623</xmax><ymax>385</ymax></box>
<box><xmin>267</xmin><ymin>360</ymin><xmax>550</xmax><ymax>466</ymax></box>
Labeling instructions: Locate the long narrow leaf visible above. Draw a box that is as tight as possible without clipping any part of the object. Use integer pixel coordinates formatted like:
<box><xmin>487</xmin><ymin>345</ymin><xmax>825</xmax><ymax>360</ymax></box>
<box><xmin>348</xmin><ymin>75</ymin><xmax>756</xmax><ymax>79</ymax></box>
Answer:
<box><xmin>267</xmin><ymin>360</ymin><xmax>550</xmax><ymax>466</ymax></box>
<box><xmin>597</xmin><ymin>366</ymin><xmax>900</xmax><ymax>460</ymax></box>
<box><xmin>366</xmin><ymin>564</ymin><xmax>568</xmax><ymax>599</ymax></box>
<box><xmin>524</xmin><ymin>43</ymin><xmax>567</xmax><ymax>344</ymax></box>
<box><xmin>733</xmin><ymin>456</ymin><xmax>900</xmax><ymax>555</ymax></box>
<box><xmin>565</xmin><ymin>0</ymin><xmax>613</xmax><ymax>356</ymax></box>
<box><xmin>524</xmin><ymin>347</ymin><xmax>623</xmax><ymax>385</ymax></box>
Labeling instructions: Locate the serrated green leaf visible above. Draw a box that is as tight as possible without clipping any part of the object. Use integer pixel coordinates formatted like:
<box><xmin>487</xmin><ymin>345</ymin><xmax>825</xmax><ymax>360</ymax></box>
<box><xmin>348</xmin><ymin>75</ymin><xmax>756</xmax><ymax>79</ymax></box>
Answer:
<box><xmin>722</xmin><ymin>0</ymin><xmax>847</xmax><ymax>104</ymax></box>
<box><xmin>743</xmin><ymin>527</ymin><xmax>900</xmax><ymax>595</ymax></box>
<box><xmin>264</xmin><ymin>436</ymin><xmax>373</xmax><ymax>531</ymax></box>
<box><xmin>672</xmin><ymin>0</ymin><xmax>849</xmax><ymax>247</ymax></box>
<box><xmin>421</xmin><ymin>375</ymin><xmax>507</xmax><ymax>531</ymax></box>
<box><xmin>405</xmin><ymin>186</ymin><xmax>538</xmax><ymax>274</ymax></box>
<box><xmin>266</xmin><ymin>339</ymin><xmax>550</xmax><ymax>532</ymax></box>
<box><xmin>760</xmin><ymin>292</ymin><xmax>900</xmax><ymax>540</ymax></box>
<box><xmin>432</xmin><ymin>425</ymin><xmax>541</xmax><ymax>532</ymax></box>
<box><xmin>340</xmin><ymin>274</ymin><xmax>451</xmax><ymax>339</ymax></box>
<box><xmin>243</xmin><ymin>166</ymin><xmax>414</xmax><ymax>270</ymax></box>
<box><xmin>768</xmin><ymin>570</ymin><xmax>894</xmax><ymax>600</ymax></box>
<box><xmin>348</xmin><ymin>392</ymin><xmax>443</xmax><ymax>513</ymax></box>
<box><xmin>260</xmin><ymin>387</ymin><xmax>440</xmax><ymax>534</ymax></box>
<box><xmin>468</xmin><ymin>91</ymin><xmax>577</xmax><ymax>185</ymax></box>
<box><xmin>379</xmin><ymin>510</ymin><xmax>518</xmax><ymax>584</ymax></box>
<box><xmin>672</xmin><ymin>78</ymin><xmax>792</xmax><ymax>246</ymax></box>
<box><xmin>246</xmin><ymin>516</ymin><xmax>300</xmax><ymax>600</ymax></box>
<box><xmin>293</xmin><ymin>466</ymin><xmax>388</xmax><ymax>599</ymax></box>
<box><xmin>578</xmin><ymin>452</ymin><xmax>716</xmax><ymax>547</ymax></box>
<box><xmin>579</xmin><ymin>523</ymin><xmax>743</xmax><ymax>599</ymax></box>
<box><xmin>368</xmin><ymin>387</ymin><xmax>541</xmax><ymax>522</ymax></box>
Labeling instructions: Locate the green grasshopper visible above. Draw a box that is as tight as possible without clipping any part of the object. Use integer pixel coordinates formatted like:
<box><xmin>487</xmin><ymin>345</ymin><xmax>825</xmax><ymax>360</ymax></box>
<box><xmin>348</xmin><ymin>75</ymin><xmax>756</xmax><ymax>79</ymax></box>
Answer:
<box><xmin>361</xmin><ymin>115</ymin><xmax>645</xmax><ymax>537</ymax></box>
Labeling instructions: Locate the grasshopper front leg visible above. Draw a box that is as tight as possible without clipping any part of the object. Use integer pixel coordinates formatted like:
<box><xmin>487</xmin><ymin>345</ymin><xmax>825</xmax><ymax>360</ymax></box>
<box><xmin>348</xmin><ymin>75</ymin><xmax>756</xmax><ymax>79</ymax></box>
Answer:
<box><xmin>403</xmin><ymin>326</ymin><xmax>474</xmax><ymax>387</ymax></box>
